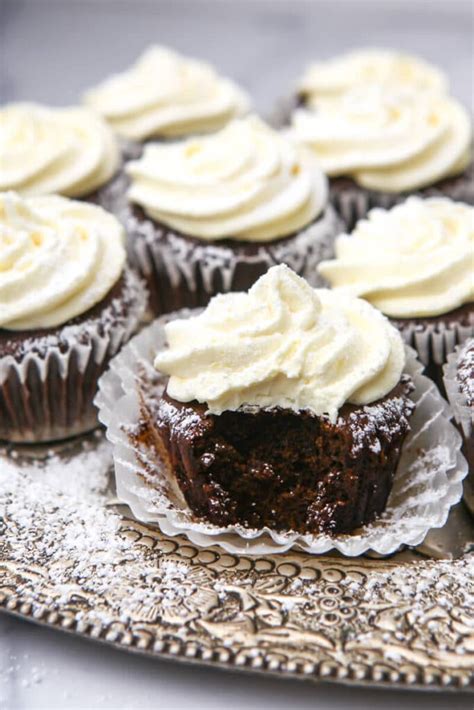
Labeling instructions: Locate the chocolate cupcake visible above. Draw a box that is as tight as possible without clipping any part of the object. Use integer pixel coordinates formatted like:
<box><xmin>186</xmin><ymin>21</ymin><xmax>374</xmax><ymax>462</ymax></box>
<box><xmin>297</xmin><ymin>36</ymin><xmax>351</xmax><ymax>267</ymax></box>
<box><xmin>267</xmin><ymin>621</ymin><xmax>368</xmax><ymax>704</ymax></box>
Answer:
<box><xmin>318</xmin><ymin>197</ymin><xmax>474</xmax><ymax>381</ymax></box>
<box><xmin>83</xmin><ymin>45</ymin><xmax>249</xmax><ymax>143</ymax></box>
<box><xmin>148</xmin><ymin>265</ymin><xmax>414</xmax><ymax>535</ymax></box>
<box><xmin>0</xmin><ymin>103</ymin><xmax>121</xmax><ymax>202</ymax></box>
<box><xmin>114</xmin><ymin>115</ymin><xmax>342</xmax><ymax>315</ymax></box>
<box><xmin>286</xmin><ymin>51</ymin><xmax>472</xmax><ymax>228</ymax></box>
<box><xmin>443</xmin><ymin>339</ymin><xmax>473</xmax><ymax>514</ymax></box>
<box><xmin>297</xmin><ymin>48</ymin><xmax>448</xmax><ymax>102</ymax></box>
<box><xmin>0</xmin><ymin>192</ymin><xmax>146</xmax><ymax>443</ymax></box>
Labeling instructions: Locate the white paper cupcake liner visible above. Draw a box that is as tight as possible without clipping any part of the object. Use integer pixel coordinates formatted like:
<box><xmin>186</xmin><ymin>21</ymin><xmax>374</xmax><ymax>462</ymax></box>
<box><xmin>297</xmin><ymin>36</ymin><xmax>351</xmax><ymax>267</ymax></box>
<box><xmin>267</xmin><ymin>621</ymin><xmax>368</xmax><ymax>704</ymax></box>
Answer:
<box><xmin>443</xmin><ymin>339</ymin><xmax>474</xmax><ymax>440</ymax></box>
<box><xmin>443</xmin><ymin>340</ymin><xmax>473</xmax><ymax>515</ymax></box>
<box><xmin>96</xmin><ymin>315</ymin><xmax>468</xmax><ymax>557</ymax></box>
<box><xmin>0</xmin><ymin>268</ymin><xmax>147</xmax><ymax>443</ymax></box>
<box><xmin>395</xmin><ymin>318</ymin><xmax>474</xmax><ymax>368</ymax></box>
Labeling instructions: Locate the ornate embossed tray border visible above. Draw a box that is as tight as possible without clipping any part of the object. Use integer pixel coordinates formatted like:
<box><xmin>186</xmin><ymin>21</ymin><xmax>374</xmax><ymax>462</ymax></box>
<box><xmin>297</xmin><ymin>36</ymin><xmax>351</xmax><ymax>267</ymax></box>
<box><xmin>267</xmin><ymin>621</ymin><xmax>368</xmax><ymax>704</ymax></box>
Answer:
<box><xmin>0</xmin><ymin>438</ymin><xmax>473</xmax><ymax>693</ymax></box>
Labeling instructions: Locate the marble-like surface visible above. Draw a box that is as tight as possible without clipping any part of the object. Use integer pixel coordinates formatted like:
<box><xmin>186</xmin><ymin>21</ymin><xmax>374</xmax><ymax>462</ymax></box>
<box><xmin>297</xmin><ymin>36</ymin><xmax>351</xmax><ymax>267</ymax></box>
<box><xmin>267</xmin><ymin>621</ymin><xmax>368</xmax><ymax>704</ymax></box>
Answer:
<box><xmin>1</xmin><ymin>1</ymin><xmax>473</xmax><ymax>708</ymax></box>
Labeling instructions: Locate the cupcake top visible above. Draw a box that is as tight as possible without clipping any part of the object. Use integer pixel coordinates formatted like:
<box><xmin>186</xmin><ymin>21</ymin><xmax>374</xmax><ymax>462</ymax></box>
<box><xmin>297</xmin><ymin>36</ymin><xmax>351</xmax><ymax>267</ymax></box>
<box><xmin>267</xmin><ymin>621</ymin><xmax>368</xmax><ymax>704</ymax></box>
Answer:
<box><xmin>318</xmin><ymin>197</ymin><xmax>474</xmax><ymax>318</ymax></box>
<box><xmin>154</xmin><ymin>264</ymin><xmax>405</xmax><ymax>422</ymax></box>
<box><xmin>290</xmin><ymin>84</ymin><xmax>471</xmax><ymax>192</ymax></box>
<box><xmin>0</xmin><ymin>103</ymin><xmax>120</xmax><ymax>197</ymax></box>
<box><xmin>298</xmin><ymin>49</ymin><xmax>447</xmax><ymax>105</ymax></box>
<box><xmin>0</xmin><ymin>192</ymin><xmax>126</xmax><ymax>330</ymax></box>
<box><xmin>127</xmin><ymin>116</ymin><xmax>328</xmax><ymax>243</ymax></box>
<box><xmin>83</xmin><ymin>46</ymin><xmax>249</xmax><ymax>141</ymax></box>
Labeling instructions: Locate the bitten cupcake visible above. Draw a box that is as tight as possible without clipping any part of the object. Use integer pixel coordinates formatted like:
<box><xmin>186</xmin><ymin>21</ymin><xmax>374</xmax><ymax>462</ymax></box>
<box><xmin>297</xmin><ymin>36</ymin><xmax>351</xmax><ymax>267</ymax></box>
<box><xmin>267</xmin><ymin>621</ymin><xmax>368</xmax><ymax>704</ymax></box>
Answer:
<box><xmin>83</xmin><ymin>46</ymin><xmax>249</xmax><ymax>142</ymax></box>
<box><xmin>443</xmin><ymin>339</ymin><xmax>473</xmax><ymax>513</ymax></box>
<box><xmin>147</xmin><ymin>265</ymin><xmax>415</xmax><ymax>535</ymax></box>
<box><xmin>318</xmin><ymin>197</ymin><xmax>474</xmax><ymax>380</ymax></box>
<box><xmin>0</xmin><ymin>103</ymin><xmax>120</xmax><ymax>201</ymax></box>
<box><xmin>0</xmin><ymin>192</ymin><xmax>146</xmax><ymax>443</ymax></box>
<box><xmin>288</xmin><ymin>53</ymin><xmax>472</xmax><ymax>228</ymax></box>
<box><xmin>118</xmin><ymin>115</ymin><xmax>342</xmax><ymax>315</ymax></box>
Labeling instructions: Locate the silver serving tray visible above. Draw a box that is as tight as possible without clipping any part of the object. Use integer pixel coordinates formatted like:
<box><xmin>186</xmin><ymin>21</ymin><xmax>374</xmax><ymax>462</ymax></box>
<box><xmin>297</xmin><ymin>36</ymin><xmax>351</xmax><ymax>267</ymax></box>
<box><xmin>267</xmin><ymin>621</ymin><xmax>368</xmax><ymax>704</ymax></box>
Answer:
<box><xmin>0</xmin><ymin>432</ymin><xmax>473</xmax><ymax>693</ymax></box>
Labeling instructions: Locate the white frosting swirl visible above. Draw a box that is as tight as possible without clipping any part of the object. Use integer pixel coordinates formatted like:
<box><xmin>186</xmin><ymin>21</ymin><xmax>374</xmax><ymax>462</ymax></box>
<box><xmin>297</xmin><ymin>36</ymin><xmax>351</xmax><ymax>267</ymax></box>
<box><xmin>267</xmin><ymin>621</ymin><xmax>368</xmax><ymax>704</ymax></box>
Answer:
<box><xmin>318</xmin><ymin>197</ymin><xmax>474</xmax><ymax>318</ymax></box>
<box><xmin>83</xmin><ymin>46</ymin><xmax>250</xmax><ymax>140</ymax></box>
<box><xmin>299</xmin><ymin>49</ymin><xmax>447</xmax><ymax>103</ymax></box>
<box><xmin>127</xmin><ymin>116</ymin><xmax>328</xmax><ymax>242</ymax></box>
<box><xmin>154</xmin><ymin>264</ymin><xmax>406</xmax><ymax>422</ymax></box>
<box><xmin>0</xmin><ymin>103</ymin><xmax>120</xmax><ymax>197</ymax></box>
<box><xmin>0</xmin><ymin>192</ymin><xmax>126</xmax><ymax>330</ymax></box>
<box><xmin>290</xmin><ymin>85</ymin><xmax>472</xmax><ymax>192</ymax></box>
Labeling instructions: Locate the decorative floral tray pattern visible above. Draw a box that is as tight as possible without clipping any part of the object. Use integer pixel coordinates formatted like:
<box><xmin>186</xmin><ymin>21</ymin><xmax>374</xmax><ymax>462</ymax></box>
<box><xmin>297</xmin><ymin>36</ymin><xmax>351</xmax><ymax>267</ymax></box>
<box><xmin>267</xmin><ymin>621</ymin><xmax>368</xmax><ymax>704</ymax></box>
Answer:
<box><xmin>0</xmin><ymin>433</ymin><xmax>473</xmax><ymax>692</ymax></box>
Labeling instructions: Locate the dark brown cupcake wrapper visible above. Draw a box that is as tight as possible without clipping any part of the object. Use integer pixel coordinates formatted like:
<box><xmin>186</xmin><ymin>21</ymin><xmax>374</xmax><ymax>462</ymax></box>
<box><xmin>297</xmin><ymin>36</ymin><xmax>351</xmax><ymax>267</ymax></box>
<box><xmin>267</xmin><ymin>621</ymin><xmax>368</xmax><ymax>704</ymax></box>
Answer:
<box><xmin>394</xmin><ymin>317</ymin><xmax>474</xmax><ymax>392</ymax></box>
<box><xmin>0</xmin><ymin>268</ymin><xmax>147</xmax><ymax>443</ymax></box>
<box><xmin>126</xmin><ymin>205</ymin><xmax>343</xmax><ymax>316</ymax></box>
<box><xmin>329</xmin><ymin>166</ymin><xmax>474</xmax><ymax>232</ymax></box>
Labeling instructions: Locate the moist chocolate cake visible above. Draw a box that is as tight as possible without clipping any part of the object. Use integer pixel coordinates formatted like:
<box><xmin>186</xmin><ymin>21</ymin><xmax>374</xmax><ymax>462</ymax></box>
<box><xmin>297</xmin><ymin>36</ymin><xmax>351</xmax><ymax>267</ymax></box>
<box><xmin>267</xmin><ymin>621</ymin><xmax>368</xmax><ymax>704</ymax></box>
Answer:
<box><xmin>0</xmin><ymin>268</ymin><xmax>145</xmax><ymax>443</ymax></box>
<box><xmin>149</xmin><ymin>377</ymin><xmax>415</xmax><ymax>535</ymax></box>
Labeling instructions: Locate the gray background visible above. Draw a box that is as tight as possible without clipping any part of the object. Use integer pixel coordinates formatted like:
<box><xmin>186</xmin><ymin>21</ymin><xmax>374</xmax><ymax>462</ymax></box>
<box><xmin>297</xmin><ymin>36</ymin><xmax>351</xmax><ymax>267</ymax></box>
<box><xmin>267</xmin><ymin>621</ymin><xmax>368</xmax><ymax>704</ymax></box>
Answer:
<box><xmin>1</xmin><ymin>0</ymin><xmax>473</xmax><ymax>111</ymax></box>
<box><xmin>1</xmin><ymin>1</ymin><xmax>473</xmax><ymax>709</ymax></box>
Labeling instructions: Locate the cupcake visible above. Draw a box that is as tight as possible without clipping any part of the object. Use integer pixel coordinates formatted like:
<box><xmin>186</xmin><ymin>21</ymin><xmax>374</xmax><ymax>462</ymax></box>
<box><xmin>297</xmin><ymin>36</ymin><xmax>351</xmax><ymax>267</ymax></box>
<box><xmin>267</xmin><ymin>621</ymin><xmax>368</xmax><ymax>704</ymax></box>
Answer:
<box><xmin>318</xmin><ymin>197</ymin><xmax>474</xmax><ymax>381</ymax></box>
<box><xmin>142</xmin><ymin>265</ymin><xmax>415</xmax><ymax>535</ymax></box>
<box><xmin>443</xmin><ymin>339</ymin><xmax>473</xmax><ymax>514</ymax></box>
<box><xmin>115</xmin><ymin>115</ymin><xmax>342</xmax><ymax>315</ymax></box>
<box><xmin>287</xmin><ymin>53</ymin><xmax>472</xmax><ymax>228</ymax></box>
<box><xmin>297</xmin><ymin>48</ymin><xmax>448</xmax><ymax>101</ymax></box>
<box><xmin>0</xmin><ymin>103</ymin><xmax>120</xmax><ymax>202</ymax></box>
<box><xmin>0</xmin><ymin>192</ymin><xmax>146</xmax><ymax>443</ymax></box>
<box><xmin>83</xmin><ymin>45</ymin><xmax>249</xmax><ymax>143</ymax></box>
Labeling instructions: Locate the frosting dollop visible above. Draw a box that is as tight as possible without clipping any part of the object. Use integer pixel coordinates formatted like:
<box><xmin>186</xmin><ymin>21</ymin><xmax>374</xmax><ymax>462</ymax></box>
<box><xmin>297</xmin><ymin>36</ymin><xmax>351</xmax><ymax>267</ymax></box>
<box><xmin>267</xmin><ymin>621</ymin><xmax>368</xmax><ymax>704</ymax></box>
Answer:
<box><xmin>154</xmin><ymin>264</ymin><xmax>406</xmax><ymax>422</ymax></box>
<box><xmin>0</xmin><ymin>103</ymin><xmax>120</xmax><ymax>197</ymax></box>
<box><xmin>318</xmin><ymin>197</ymin><xmax>474</xmax><ymax>318</ymax></box>
<box><xmin>298</xmin><ymin>49</ymin><xmax>447</xmax><ymax>104</ymax></box>
<box><xmin>127</xmin><ymin>116</ymin><xmax>328</xmax><ymax>242</ymax></box>
<box><xmin>290</xmin><ymin>85</ymin><xmax>471</xmax><ymax>192</ymax></box>
<box><xmin>0</xmin><ymin>192</ymin><xmax>126</xmax><ymax>330</ymax></box>
<box><xmin>83</xmin><ymin>46</ymin><xmax>249</xmax><ymax>140</ymax></box>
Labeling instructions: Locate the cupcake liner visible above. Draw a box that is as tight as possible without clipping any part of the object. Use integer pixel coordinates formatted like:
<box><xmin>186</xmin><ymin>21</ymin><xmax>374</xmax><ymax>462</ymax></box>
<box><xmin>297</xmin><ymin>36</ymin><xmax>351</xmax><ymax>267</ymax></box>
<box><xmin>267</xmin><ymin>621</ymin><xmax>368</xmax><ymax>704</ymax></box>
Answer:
<box><xmin>329</xmin><ymin>183</ymin><xmax>401</xmax><ymax>232</ymax></box>
<box><xmin>329</xmin><ymin>165</ymin><xmax>474</xmax><ymax>232</ymax></box>
<box><xmin>394</xmin><ymin>317</ymin><xmax>474</xmax><ymax>390</ymax></box>
<box><xmin>96</xmin><ymin>314</ymin><xmax>468</xmax><ymax>557</ymax></box>
<box><xmin>444</xmin><ymin>341</ymin><xmax>473</xmax><ymax>440</ymax></box>
<box><xmin>443</xmin><ymin>341</ymin><xmax>473</xmax><ymax>514</ymax></box>
<box><xmin>127</xmin><ymin>205</ymin><xmax>343</xmax><ymax>315</ymax></box>
<box><xmin>0</xmin><ymin>269</ymin><xmax>147</xmax><ymax>443</ymax></box>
